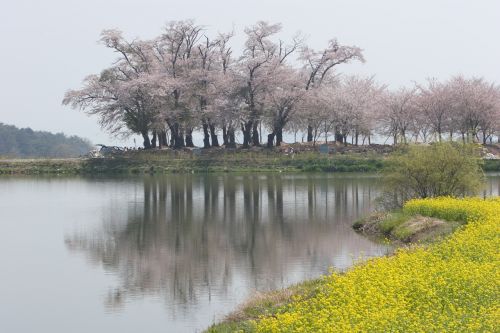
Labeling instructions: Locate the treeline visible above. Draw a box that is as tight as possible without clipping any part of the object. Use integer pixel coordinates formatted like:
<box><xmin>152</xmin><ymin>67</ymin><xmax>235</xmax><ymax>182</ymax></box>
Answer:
<box><xmin>64</xmin><ymin>20</ymin><xmax>500</xmax><ymax>149</ymax></box>
<box><xmin>0</xmin><ymin>123</ymin><xmax>93</xmax><ymax>158</ymax></box>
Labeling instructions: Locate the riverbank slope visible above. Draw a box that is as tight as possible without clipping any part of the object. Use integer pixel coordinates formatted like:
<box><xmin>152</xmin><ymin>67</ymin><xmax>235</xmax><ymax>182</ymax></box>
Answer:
<box><xmin>207</xmin><ymin>197</ymin><xmax>499</xmax><ymax>332</ymax></box>
<box><xmin>0</xmin><ymin>149</ymin><xmax>386</xmax><ymax>174</ymax></box>
<box><xmin>1</xmin><ymin>145</ymin><xmax>499</xmax><ymax>175</ymax></box>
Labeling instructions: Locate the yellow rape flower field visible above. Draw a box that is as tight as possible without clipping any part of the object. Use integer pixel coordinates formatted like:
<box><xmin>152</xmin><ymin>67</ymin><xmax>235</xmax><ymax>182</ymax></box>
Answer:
<box><xmin>235</xmin><ymin>197</ymin><xmax>500</xmax><ymax>332</ymax></box>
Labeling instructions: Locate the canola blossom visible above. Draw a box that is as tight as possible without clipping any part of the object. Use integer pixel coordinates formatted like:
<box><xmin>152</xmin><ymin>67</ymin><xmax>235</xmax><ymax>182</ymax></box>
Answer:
<box><xmin>253</xmin><ymin>197</ymin><xmax>500</xmax><ymax>332</ymax></box>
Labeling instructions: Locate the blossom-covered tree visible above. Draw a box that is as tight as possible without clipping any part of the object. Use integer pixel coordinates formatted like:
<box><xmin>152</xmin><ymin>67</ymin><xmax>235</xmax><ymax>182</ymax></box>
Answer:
<box><xmin>263</xmin><ymin>66</ymin><xmax>305</xmax><ymax>147</ymax></box>
<box><xmin>448</xmin><ymin>76</ymin><xmax>500</xmax><ymax>143</ymax></box>
<box><xmin>64</xmin><ymin>21</ymin><xmax>499</xmax><ymax>149</ymax></box>
<box><xmin>378</xmin><ymin>88</ymin><xmax>417</xmax><ymax>145</ymax></box>
<box><xmin>63</xmin><ymin>30</ymin><xmax>158</xmax><ymax>148</ymax></box>
<box><xmin>299</xmin><ymin>39</ymin><xmax>364</xmax><ymax>142</ymax></box>
<box><xmin>327</xmin><ymin>75</ymin><xmax>385</xmax><ymax>145</ymax></box>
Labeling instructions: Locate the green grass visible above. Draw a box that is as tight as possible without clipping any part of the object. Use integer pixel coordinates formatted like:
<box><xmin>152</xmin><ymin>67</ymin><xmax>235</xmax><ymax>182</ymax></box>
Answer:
<box><xmin>0</xmin><ymin>150</ymin><xmax>496</xmax><ymax>175</ymax></box>
<box><xmin>378</xmin><ymin>211</ymin><xmax>410</xmax><ymax>234</ymax></box>
<box><xmin>0</xmin><ymin>151</ymin><xmax>386</xmax><ymax>175</ymax></box>
<box><xmin>483</xmin><ymin>159</ymin><xmax>500</xmax><ymax>172</ymax></box>
<box><xmin>0</xmin><ymin>158</ymin><xmax>83</xmax><ymax>175</ymax></box>
<box><xmin>353</xmin><ymin>209</ymin><xmax>462</xmax><ymax>244</ymax></box>
<box><xmin>205</xmin><ymin>279</ymin><xmax>324</xmax><ymax>333</ymax></box>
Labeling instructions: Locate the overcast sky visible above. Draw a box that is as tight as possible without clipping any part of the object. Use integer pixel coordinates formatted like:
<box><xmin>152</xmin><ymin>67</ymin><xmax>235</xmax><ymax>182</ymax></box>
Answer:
<box><xmin>0</xmin><ymin>0</ymin><xmax>499</xmax><ymax>146</ymax></box>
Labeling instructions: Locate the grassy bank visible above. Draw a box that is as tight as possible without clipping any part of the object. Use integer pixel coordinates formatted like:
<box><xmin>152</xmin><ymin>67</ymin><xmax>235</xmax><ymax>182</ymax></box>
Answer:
<box><xmin>352</xmin><ymin>210</ymin><xmax>462</xmax><ymax>244</ymax></box>
<box><xmin>483</xmin><ymin>158</ymin><xmax>500</xmax><ymax>171</ymax></box>
<box><xmin>0</xmin><ymin>150</ymin><xmax>385</xmax><ymax>175</ymax></box>
<box><xmin>0</xmin><ymin>158</ymin><xmax>84</xmax><ymax>175</ymax></box>
<box><xmin>0</xmin><ymin>149</ymin><xmax>498</xmax><ymax>175</ymax></box>
<box><xmin>207</xmin><ymin>197</ymin><xmax>499</xmax><ymax>332</ymax></box>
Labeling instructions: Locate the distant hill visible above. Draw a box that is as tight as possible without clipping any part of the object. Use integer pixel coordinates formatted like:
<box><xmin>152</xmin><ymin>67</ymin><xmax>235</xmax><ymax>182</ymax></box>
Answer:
<box><xmin>0</xmin><ymin>123</ymin><xmax>93</xmax><ymax>158</ymax></box>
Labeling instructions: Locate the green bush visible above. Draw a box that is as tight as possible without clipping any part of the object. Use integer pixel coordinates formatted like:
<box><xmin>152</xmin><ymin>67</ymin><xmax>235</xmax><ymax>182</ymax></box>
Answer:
<box><xmin>483</xmin><ymin>159</ymin><xmax>500</xmax><ymax>172</ymax></box>
<box><xmin>381</xmin><ymin>143</ymin><xmax>484</xmax><ymax>207</ymax></box>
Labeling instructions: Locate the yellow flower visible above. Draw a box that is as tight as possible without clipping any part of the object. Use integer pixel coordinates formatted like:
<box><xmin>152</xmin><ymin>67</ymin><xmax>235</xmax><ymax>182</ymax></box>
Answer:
<box><xmin>254</xmin><ymin>197</ymin><xmax>500</xmax><ymax>333</ymax></box>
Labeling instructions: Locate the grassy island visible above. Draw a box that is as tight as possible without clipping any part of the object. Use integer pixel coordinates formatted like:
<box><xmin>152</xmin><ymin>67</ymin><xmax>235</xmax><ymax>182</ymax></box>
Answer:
<box><xmin>1</xmin><ymin>144</ymin><xmax>499</xmax><ymax>175</ymax></box>
<box><xmin>0</xmin><ymin>146</ymin><xmax>388</xmax><ymax>175</ymax></box>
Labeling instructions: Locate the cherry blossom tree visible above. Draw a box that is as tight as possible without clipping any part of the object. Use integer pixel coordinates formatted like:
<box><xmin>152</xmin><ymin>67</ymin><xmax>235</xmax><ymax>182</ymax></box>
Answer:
<box><xmin>299</xmin><ymin>39</ymin><xmax>364</xmax><ymax>142</ymax></box>
<box><xmin>63</xmin><ymin>30</ymin><xmax>158</xmax><ymax>148</ymax></box>
<box><xmin>330</xmin><ymin>75</ymin><xmax>385</xmax><ymax>145</ymax></box>
<box><xmin>378</xmin><ymin>88</ymin><xmax>417</xmax><ymax>145</ymax></box>
<box><xmin>263</xmin><ymin>66</ymin><xmax>305</xmax><ymax>147</ymax></box>
<box><xmin>64</xmin><ymin>21</ymin><xmax>369</xmax><ymax>149</ymax></box>
<box><xmin>64</xmin><ymin>20</ymin><xmax>500</xmax><ymax>150</ymax></box>
<box><xmin>448</xmin><ymin>76</ymin><xmax>500</xmax><ymax>143</ymax></box>
<box><xmin>415</xmin><ymin>78</ymin><xmax>453</xmax><ymax>142</ymax></box>
<box><xmin>235</xmin><ymin>21</ymin><xmax>284</xmax><ymax>147</ymax></box>
<box><xmin>150</xmin><ymin>20</ymin><xmax>204</xmax><ymax>148</ymax></box>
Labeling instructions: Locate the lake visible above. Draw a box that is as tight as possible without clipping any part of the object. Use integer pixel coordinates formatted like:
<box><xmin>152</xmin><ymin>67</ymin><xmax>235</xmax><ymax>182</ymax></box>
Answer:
<box><xmin>0</xmin><ymin>173</ymin><xmax>498</xmax><ymax>332</ymax></box>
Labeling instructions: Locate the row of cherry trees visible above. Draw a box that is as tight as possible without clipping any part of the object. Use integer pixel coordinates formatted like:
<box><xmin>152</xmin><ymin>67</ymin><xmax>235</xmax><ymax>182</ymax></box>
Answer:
<box><xmin>63</xmin><ymin>20</ymin><xmax>500</xmax><ymax>148</ymax></box>
<box><xmin>380</xmin><ymin>76</ymin><xmax>500</xmax><ymax>145</ymax></box>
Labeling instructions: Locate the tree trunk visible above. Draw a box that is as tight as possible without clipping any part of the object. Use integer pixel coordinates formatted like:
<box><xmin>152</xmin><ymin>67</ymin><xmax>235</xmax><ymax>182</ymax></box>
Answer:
<box><xmin>170</xmin><ymin>130</ymin><xmax>175</xmax><ymax>148</ymax></box>
<box><xmin>335</xmin><ymin>131</ymin><xmax>343</xmax><ymax>143</ymax></box>
<box><xmin>202</xmin><ymin>122</ymin><xmax>211</xmax><ymax>148</ymax></box>
<box><xmin>307</xmin><ymin>125</ymin><xmax>313</xmax><ymax>142</ymax></box>
<box><xmin>209</xmin><ymin>123</ymin><xmax>219</xmax><ymax>147</ymax></box>
<box><xmin>185</xmin><ymin>128</ymin><xmax>194</xmax><ymax>148</ymax></box>
<box><xmin>227</xmin><ymin>127</ymin><xmax>236</xmax><ymax>148</ymax></box>
<box><xmin>241</xmin><ymin>122</ymin><xmax>252</xmax><ymax>148</ymax></box>
<box><xmin>252</xmin><ymin>122</ymin><xmax>260</xmax><ymax>146</ymax></box>
<box><xmin>259</xmin><ymin>122</ymin><xmax>262</xmax><ymax>144</ymax></box>
<box><xmin>171</xmin><ymin>123</ymin><xmax>185</xmax><ymax>149</ymax></box>
<box><xmin>222</xmin><ymin>125</ymin><xmax>228</xmax><ymax>146</ymax></box>
<box><xmin>151</xmin><ymin>131</ymin><xmax>157</xmax><ymax>148</ymax></box>
<box><xmin>276</xmin><ymin>128</ymin><xmax>283</xmax><ymax>146</ymax></box>
<box><xmin>267</xmin><ymin>133</ymin><xmax>275</xmax><ymax>148</ymax></box>
<box><xmin>141</xmin><ymin>131</ymin><xmax>151</xmax><ymax>149</ymax></box>
<box><xmin>158</xmin><ymin>131</ymin><xmax>168</xmax><ymax>148</ymax></box>
<box><xmin>177</xmin><ymin>129</ymin><xmax>185</xmax><ymax>148</ymax></box>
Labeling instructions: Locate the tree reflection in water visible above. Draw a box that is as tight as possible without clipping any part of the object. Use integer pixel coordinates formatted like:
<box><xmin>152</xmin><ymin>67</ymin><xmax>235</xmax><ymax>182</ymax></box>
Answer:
<box><xmin>65</xmin><ymin>174</ymin><xmax>389</xmax><ymax>316</ymax></box>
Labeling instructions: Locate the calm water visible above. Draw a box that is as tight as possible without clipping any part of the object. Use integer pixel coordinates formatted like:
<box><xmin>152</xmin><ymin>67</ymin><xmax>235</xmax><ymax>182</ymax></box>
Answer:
<box><xmin>0</xmin><ymin>173</ymin><xmax>498</xmax><ymax>333</ymax></box>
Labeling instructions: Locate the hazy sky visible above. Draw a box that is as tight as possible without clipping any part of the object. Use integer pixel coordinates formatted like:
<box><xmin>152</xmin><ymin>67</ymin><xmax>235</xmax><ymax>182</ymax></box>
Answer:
<box><xmin>1</xmin><ymin>0</ymin><xmax>499</xmax><ymax>145</ymax></box>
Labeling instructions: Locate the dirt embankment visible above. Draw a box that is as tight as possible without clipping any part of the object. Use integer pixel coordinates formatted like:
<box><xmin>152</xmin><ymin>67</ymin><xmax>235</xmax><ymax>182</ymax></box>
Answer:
<box><xmin>353</xmin><ymin>212</ymin><xmax>461</xmax><ymax>244</ymax></box>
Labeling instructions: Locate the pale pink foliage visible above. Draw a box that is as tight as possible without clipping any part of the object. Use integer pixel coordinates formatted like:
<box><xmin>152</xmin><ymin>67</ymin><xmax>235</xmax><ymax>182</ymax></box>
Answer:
<box><xmin>63</xmin><ymin>20</ymin><xmax>499</xmax><ymax>148</ymax></box>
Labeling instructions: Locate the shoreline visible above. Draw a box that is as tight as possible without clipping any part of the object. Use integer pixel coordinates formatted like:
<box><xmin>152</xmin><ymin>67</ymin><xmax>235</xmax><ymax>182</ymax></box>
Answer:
<box><xmin>1</xmin><ymin>149</ymin><xmax>499</xmax><ymax>175</ymax></box>
<box><xmin>206</xmin><ymin>197</ymin><xmax>499</xmax><ymax>332</ymax></box>
<box><xmin>0</xmin><ymin>150</ymin><xmax>386</xmax><ymax>175</ymax></box>
<box><xmin>352</xmin><ymin>211</ymin><xmax>462</xmax><ymax>245</ymax></box>
<box><xmin>206</xmin><ymin>211</ymin><xmax>447</xmax><ymax>333</ymax></box>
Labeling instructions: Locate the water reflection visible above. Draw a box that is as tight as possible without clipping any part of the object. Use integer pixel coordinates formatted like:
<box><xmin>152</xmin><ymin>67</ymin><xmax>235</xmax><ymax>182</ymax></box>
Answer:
<box><xmin>65</xmin><ymin>174</ymin><xmax>389</xmax><ymax>329</ymax></box>
<box><xmin>0</xmin><ymin>173</ymin><xmax>496</xmax><ymax>333</ymax></box>
<box><xmin>483</xmin><ymin>172</ymin><xmax>500</xmax><ymax>197</ymax></box>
